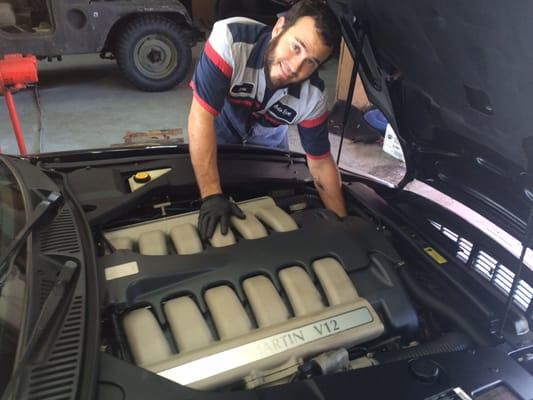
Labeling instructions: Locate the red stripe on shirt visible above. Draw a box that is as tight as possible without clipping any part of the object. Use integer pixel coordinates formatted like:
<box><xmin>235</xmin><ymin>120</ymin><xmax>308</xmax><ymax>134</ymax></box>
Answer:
<box><xmin>306</xmin><ymin>151</ymin><xmax>331</xmax><ymax>160</ymax></box>
<box><xmin>204</xmin><ymin>41</ymin><xmax>233</xmax><ymax>78</ymax></box>
<box><xmin>190</xmin><ymin>81</ymin><xmax>219</xmax><ymax>116</ymax></box>
<box><xmin>228</xmin><ymin>95</ymin><xmax>261</xmax><ymax>108</ymax></box>
<box><xmin>228</xmin><ymin>97</ymin><xmax>254</xmax><ymax>107</ymax></box>
<box><xmin>299</xmin><ymin>112</ymin><xmax>329</xmax><ymax>128</ymax></box>
<box><xmin>263</xmin><ymin>113</ymin><xmax>283</xmax><ymax>126</ymax></box>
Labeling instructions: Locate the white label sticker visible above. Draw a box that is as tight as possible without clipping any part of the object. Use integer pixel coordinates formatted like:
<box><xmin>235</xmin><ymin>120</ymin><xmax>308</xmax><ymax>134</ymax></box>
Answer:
<box><xmin>105</xmin><ymin>261</ymin><xmax>139</xmax><ymax>281</ymax></box>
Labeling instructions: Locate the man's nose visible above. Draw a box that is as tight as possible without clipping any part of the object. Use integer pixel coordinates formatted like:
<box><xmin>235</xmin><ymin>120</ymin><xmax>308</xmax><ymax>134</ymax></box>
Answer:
<box><xmin>288</xmin><ymin>54</ymin><xmax>305</xmax><ymax>76</ymax></box>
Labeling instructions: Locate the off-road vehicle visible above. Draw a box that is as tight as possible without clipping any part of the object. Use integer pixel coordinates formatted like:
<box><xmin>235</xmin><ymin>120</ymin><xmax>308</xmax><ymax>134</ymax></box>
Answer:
<box><xmin>0</xmin><ymin>0</ymin><xmax>197</xmax><ymax>91</ymax></box>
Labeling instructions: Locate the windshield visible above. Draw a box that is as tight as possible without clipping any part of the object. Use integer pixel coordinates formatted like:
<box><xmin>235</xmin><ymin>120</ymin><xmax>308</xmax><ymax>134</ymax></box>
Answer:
<box><xmin>0</xmin><ymin>160</ymin><xmax>26</xmax><ymax>394</ymax></box>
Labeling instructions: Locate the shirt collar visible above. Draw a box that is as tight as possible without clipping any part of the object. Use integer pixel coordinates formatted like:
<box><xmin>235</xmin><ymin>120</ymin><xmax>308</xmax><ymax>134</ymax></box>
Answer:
<box><xmin>246</xmin><ymin>26</ymin><xmax>272</xmax><ymax>69</ymax></box>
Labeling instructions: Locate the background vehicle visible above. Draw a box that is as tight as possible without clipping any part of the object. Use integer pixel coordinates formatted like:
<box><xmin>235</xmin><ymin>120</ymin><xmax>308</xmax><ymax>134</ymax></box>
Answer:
<box><xmin>0</xmin><ymin>0</ymin><xmax>197</xmax><ymax>91</ymax></box>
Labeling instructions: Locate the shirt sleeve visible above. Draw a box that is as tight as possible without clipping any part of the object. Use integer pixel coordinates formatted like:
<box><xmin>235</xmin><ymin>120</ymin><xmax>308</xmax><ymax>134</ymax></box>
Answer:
<box><xmin>190</xmin><ymin>20</ymin><xmax>234</xmax><ymax>116</ymax></box>
<box><xmin>297</xmin><ymin>90</ymin><xmax>331</xmax><ymax>159</ymax></box>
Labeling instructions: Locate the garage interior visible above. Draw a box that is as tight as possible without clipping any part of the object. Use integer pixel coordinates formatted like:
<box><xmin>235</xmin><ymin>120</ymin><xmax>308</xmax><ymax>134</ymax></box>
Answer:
<box><xmin>0</xmin><ymin>1</ymin><xmax>405</xmax><ymax>186</ymax></box>
<box><xmin>5</xmin><ymin>2</ymin><xmax>533</xmax><ymax>397</ymax></box>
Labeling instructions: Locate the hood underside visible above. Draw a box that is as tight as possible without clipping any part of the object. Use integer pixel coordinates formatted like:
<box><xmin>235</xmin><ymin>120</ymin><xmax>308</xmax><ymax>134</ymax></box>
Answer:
<box><xmin>329</xmin><ymin>0</ymin><xmax>533</xmax><ymax>234</ymax></box>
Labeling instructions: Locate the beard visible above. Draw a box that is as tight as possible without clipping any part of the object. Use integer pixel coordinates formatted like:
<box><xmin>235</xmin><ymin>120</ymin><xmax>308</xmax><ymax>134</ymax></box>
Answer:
<box><xmin>264</xmin><ymin>32</ymin><xmax>288</xmax><ymax>90</ymax></box>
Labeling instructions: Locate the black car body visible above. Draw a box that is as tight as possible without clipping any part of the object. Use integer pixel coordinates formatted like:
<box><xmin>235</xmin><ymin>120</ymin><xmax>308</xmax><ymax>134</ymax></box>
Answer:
<box><xmin>1</xmin><ymin>0</ymin><xmax>533</xmax><ymax>398</ymax></box>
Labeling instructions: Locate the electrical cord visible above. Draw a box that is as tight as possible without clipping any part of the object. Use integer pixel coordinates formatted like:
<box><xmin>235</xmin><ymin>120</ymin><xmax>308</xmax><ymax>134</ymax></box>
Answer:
<box><xmin>32</xmin><ymin>85</ymin><xmax>45</xmax><ymax>153</ymax></box>
<box><xmin>499</xmin><ymin>207</ymin><xmax>533</xmax><ymax>337</ymax></box>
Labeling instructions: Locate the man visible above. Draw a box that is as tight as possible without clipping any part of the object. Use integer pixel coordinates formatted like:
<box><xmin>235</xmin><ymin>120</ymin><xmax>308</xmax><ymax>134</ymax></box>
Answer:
<box><xmin>188</xmin><ymin>0</ymin><xmax>347</xmax><ymax>240</ymax></box>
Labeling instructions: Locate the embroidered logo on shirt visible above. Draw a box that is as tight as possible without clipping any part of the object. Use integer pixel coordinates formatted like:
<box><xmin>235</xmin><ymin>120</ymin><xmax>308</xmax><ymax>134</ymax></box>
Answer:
<box><xmin>231</xmin><ymin>83</ymin><xmax>255</xmax><ymax>94</ymax></box>
<box><xmin>269</xmin><ymin>101</ymin><xmax>297</xmax><ymax>124</ymax></box>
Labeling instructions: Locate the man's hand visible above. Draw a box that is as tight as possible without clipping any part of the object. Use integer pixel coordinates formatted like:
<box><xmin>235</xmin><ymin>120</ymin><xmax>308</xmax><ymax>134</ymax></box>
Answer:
<box><xmin>189</xmin><ymin>96</ymin><xmax>245</xmax><ymax>240</ymax></box>
<box><xmin>198</xmin><ymin>194</ymin><xmax>246</xmax><ymax>241</ymax></box>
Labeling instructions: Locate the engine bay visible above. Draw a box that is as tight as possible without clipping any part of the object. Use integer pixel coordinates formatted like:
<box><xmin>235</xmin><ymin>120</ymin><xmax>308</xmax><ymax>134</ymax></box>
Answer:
<box><xmin>8</xmin><ymin>145</ymin><xmax>528</xmax><ymax>400</ymax></box>
<box><xmin>5</xmin><ymin>147</ymin><xmax>533</xmax><ymax>400</ymax></box>
<box><xmin>96</xmin><ymin>177</ymin><xmax>419</xmax><ymax>389</ymax></box>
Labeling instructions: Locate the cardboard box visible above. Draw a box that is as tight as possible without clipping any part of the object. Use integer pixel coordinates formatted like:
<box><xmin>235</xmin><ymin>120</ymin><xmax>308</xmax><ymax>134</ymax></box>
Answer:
<box><xmin>335</xmin><ymin>39</ymin><xmax>372</xmax><ymax>111</ymax></box>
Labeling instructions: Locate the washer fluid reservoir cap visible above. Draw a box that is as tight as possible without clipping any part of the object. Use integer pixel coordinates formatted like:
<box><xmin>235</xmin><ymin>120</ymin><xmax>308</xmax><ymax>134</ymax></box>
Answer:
<box><xmin>409</xmin><ymin>358</ymin><xmax>440</xmax><ymax>383</ymax></box>
<box><xmin>134</xmin><ymin>172</ymin><xmax>151</xmax><ymax>183</ymax></box>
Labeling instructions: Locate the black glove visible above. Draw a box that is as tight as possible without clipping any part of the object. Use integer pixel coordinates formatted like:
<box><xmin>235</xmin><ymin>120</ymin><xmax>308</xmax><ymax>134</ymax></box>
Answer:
<box><xmin>198</xmin><ymin>194</ymin><xmax>245</xmax><ymax>241</ymax></box>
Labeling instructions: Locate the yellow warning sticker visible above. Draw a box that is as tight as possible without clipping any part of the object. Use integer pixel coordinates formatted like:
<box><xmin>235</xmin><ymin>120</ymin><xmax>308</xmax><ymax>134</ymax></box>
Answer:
<box><xmin>424</xmin><ymin>247</ymin><xmax>447</xmax><ymax>264</ymax></box>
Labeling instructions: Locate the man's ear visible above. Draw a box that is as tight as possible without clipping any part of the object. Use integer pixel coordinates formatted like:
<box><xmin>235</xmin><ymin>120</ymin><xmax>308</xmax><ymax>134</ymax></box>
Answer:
<box><xmin>272</xmin><ymin>16</ymin><xmax>285</xmax><ymax>38</ymax></box>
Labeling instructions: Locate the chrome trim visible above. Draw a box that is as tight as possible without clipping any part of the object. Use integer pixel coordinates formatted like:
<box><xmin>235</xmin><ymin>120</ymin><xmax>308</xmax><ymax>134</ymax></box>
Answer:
<box><xmin>158</xmin><ymin>308</ymin><xmax>373</xmax><ymax>385</ymax></box>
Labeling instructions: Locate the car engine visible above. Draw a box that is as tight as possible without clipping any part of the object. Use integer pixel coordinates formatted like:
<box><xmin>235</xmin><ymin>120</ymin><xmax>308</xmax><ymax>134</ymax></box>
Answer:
<box><xmin>98</xmin><ymin>186</ymin><xmax>419</xmax><ymax>390</ymax></box>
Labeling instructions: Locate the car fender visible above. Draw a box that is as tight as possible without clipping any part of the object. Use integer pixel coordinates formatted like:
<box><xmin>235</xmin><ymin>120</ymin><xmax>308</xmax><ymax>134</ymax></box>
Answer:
<box><xmin>94</xmin><ymin>1</ymin><xmax>193</xmax><ymax>53</ymax></box>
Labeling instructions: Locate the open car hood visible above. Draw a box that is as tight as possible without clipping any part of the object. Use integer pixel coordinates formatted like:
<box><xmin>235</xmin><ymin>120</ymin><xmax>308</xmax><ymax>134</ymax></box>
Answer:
<box><xmin>329</xmin><ymin>0</ymin><xmax>533</xmax><ymax>237</ymax></box>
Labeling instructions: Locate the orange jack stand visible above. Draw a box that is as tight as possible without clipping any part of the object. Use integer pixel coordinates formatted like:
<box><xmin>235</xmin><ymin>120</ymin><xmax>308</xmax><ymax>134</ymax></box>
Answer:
<box><xmin>0</xmin><ymin>54</ymin><xmax>39</xmax><ymax>155</ymax></box>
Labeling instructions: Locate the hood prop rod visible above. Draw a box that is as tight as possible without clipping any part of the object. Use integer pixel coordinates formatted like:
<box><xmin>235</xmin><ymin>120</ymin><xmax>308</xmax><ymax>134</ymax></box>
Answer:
<box><xmin>499</xmin><ymin>207</ymin><xmax>533</xmax><ymax>337</ymax></box>
<box><xmin>336</xmin><ymin>26</ymin><xmax>366</xmax><ymax>165</ymax></box>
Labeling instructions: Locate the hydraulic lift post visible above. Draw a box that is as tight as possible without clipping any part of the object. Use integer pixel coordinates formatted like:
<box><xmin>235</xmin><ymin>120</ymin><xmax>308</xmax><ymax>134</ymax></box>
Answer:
<box><xmin>0</xmin><ymin>54</ymin><xmax>39</xmax><ymax>155</ymax></box>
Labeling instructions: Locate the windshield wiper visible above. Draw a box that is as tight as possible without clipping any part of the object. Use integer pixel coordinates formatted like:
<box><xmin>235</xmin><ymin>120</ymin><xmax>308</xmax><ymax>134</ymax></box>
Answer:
<box><xmin>0</xmin><ymin>191</ymin><xmax>63</xmax><ymax>275</ymax></box>
<box><xmin>1</xmin><ymin>258</ymin><xmax>79</xmax><ymax>399</ymax></box>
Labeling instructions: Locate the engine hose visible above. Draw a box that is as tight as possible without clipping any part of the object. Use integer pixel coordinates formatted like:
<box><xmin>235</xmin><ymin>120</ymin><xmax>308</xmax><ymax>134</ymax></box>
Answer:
<box><xmin>374</xmin><ymin>333</ymin><xmax>472</xmax><ymax>364</ymax></box>
<box><xmin>397</xmin><ymin>266</ymin><xmax>491</xmax><ymax>346</ymax></box>
<box><xmin>111</xmin><ymin>312</ymin><xmax>132</xmax><ymax>363</ymax></box>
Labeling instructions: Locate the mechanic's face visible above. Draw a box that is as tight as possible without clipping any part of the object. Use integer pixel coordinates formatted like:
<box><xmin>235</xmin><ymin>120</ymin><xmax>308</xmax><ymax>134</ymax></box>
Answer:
<box><xmin>265</xmin><ymin>16</ymin><xmax>332</xmax><ymax>89</ymax></box>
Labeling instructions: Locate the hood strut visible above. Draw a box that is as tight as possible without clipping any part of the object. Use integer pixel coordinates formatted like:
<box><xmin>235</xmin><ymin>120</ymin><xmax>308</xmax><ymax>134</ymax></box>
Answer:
<box><xmin>336</xmin><ymin>25</ymin><xmax>366</xmax><ymax>165</ymax></box>
<box><xmin>499</xmin><ymin>207</ymin><xmax>533</xmax><ymax>337</ymax></box>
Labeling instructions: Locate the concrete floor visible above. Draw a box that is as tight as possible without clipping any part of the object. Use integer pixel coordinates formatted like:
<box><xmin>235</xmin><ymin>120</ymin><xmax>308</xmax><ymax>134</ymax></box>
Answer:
<box><xmin>0</xmin><ymin>54</ymin><xmax>192</xmax><ymax>152</ymax></box>
<box><xmin>0</xmin><ymin>46</ymin><xmax>405</xmax><ymax>185</ymax></box>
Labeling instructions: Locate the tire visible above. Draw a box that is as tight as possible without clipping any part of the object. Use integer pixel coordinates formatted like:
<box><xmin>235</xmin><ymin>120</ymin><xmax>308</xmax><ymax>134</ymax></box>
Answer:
<box><xmin>116</xmin><ymin>15</ymin><xmax>192</xmax><ymax>92</ymax></box>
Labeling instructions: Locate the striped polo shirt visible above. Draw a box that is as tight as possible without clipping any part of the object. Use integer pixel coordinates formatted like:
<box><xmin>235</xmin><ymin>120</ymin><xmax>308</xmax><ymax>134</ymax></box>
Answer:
<box><xmin>190</xmin><ymin>17</ymin><xmax>331</xmax><ymax>159</ymax></box>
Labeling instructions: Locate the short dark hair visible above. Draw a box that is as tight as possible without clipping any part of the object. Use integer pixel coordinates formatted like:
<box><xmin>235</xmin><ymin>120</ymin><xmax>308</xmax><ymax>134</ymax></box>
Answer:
<box><xmin>282</xmin><ymin>0</ymin><xmax>341</xmax><ymax>51</ymax></box>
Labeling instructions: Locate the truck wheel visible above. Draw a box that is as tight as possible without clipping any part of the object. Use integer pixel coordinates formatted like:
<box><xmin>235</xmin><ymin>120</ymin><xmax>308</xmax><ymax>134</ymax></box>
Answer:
<box><xmin>116</xmin><ymin>15</ymin><xmax>192</xmax><ymax>92</ymax></box>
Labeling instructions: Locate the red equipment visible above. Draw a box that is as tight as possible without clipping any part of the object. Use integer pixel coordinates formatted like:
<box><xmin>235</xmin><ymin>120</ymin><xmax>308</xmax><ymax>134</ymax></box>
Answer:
<box><xmin>0</xmin><ymin>54</ymin><xmax>39</xmax><ymax>155</ymax></box>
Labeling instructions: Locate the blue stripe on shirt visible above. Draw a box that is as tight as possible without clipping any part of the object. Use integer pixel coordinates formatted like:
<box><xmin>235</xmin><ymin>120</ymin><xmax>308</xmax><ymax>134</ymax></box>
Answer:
<box><xmin>297</xmin><ymin>122</ymin><xmax>330</xmax><ymax>157</ymax></box>
<box><xmin>228</xmin><ymin>22</ymin><xmax>267</xmax><ymax>44</ymax></box>
<box><xmin>192</xmin><ymin>50</ymin><xmax>232</xmax><ymax>114</ymax></box>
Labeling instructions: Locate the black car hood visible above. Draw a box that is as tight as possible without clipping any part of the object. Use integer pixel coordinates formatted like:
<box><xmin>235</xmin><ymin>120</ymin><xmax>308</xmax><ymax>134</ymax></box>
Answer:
<box><xmin>329</xmin><ymin>0</ymin><xmax>533</xmax><ymax>236</ymax></box>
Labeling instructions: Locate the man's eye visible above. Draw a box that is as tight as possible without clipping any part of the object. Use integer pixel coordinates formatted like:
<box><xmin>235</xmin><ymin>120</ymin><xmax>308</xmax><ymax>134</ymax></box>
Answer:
<box><xmin>292</xmin><ymin>43</ymin><xmax>300</xmax><ymax>53</ymax></box>
<box><xmin>305</xmin><ymin>59</ymin><xmax>316</xmax><ymax>67</ymax></box>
